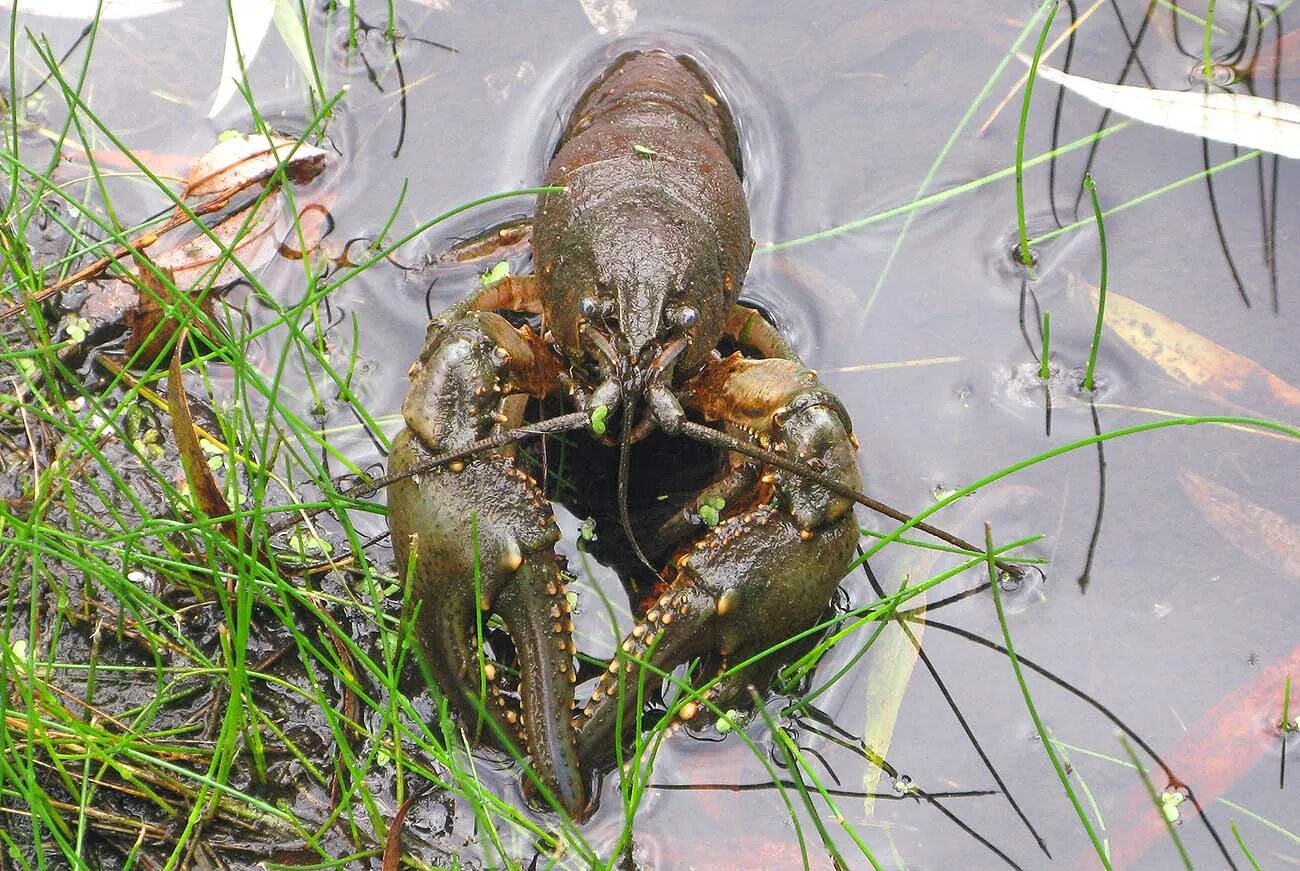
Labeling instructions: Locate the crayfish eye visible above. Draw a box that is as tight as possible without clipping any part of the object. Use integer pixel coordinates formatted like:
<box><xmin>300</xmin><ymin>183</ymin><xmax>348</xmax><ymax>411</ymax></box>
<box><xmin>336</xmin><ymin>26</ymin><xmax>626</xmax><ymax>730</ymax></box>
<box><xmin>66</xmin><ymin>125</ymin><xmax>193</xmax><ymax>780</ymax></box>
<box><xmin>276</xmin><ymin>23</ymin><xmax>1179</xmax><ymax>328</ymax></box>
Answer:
<box><xmin>670</xmin><ymin>306</ymin><xmax>699</xmax><ymax>329</ymax></box>
<box><xmin>580</xmin><ymin>296</ymin><xmax>600</xmax><ymax>318</ymax></box>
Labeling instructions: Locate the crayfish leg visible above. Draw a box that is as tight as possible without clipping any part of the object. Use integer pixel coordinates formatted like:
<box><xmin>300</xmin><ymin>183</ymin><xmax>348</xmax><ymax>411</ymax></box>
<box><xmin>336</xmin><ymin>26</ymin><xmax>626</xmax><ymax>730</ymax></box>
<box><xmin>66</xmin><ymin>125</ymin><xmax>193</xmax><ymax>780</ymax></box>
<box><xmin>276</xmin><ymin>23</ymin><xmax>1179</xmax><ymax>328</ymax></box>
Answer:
<box><xmin>722</xmin><ymin>303</ymin><xmax>799</xmax><ymax>362</ymax></box>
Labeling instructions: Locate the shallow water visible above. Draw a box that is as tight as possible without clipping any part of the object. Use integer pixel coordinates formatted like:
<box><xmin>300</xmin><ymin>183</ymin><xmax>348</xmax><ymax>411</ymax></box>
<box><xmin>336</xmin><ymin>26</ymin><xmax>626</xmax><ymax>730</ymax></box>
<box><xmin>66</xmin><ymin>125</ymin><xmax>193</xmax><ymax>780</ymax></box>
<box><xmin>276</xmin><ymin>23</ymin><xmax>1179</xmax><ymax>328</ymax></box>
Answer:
<box><xmin>4</xmin><ymin>1</ymin><xmax>1299</xmax><ymax>868</ymax></box>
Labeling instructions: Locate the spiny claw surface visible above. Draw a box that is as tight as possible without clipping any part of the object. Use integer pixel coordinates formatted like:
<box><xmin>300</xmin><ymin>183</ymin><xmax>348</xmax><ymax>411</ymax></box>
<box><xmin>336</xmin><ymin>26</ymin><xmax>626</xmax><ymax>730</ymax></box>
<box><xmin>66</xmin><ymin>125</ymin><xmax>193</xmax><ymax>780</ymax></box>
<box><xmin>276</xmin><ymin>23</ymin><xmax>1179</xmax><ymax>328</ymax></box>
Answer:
<box><xmin>576</xmin><ymin>351</ymin><xmax>862</xmax><ymax>764</ymax></box>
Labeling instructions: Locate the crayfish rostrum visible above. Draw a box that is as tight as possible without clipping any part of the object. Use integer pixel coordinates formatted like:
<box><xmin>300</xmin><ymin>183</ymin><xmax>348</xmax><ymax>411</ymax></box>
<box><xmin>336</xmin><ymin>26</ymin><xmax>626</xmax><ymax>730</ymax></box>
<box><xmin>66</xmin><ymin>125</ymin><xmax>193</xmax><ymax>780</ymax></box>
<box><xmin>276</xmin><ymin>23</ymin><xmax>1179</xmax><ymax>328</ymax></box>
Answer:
<box><xmin>387</xmin><ymin>49</ymin><xmax>862</xmax><ymax>817</ymax></box>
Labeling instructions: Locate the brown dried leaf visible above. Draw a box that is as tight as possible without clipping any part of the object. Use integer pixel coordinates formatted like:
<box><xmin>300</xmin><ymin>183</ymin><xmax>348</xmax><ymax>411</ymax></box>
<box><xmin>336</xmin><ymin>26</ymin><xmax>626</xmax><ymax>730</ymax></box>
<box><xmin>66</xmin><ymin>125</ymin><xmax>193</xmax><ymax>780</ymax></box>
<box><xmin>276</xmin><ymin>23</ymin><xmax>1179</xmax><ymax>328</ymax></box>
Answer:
<box><xmin>156</xmin><ymin>194</ymin><xmax>286</xmax><ymax>289</ymax></box>
<box><xmin>1178</xmin><ymin>470</ymin><xmax>1300</xmax><ymax>580</ymax></box>
<box><xmin>381</xmin><ymin>793</ymin><xmax>418</xmax><ymax>871</ymax></box>
<box><xmin>1250</xmin><ymin>28</ymin><xmax>1300</xmax><ymax>81</ymax></box>
<box><xmin>182</xmin><ymin>133</ymin><xmax>328</xmax><ymax>201</ymax></box>
<box><xmin>167</xmin><ymin>329</ymin><xmax>237</xmax><ymax>549</ymax></box>
<box><xmin>1089</xmin><ymin>284</ymin><xmax>1300</xmax><ymax>410</ymax></box>
<box><xmin>123</xmin><ymin>252</ymin><xmax>217</xmax><ymax>363</ymax></box>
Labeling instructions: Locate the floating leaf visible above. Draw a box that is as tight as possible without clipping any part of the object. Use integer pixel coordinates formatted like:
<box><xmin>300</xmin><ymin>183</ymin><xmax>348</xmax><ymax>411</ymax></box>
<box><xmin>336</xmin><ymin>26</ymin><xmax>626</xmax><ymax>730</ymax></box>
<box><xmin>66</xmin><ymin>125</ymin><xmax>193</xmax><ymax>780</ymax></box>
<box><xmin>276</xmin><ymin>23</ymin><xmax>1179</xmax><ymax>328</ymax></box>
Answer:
<box><xmin>182</xmin><ymin>132</ymin><xmax>327</xmax><ymax>200</ymax></box>
<box><xmin>156</xmin><ymin>194</ymin><xmax>287</xmax><ymax>289</ymax></box>
<box><xmin>480</xmin><ymin>260</ymin><xmax>510</xmax><ymax>287</ymax></box>
<box><xmin>1029</xmin><ymin>59</ymin><xmax>1300</xmax><ymax>159</ymax></box>
<box><xmin>590</xmin><ymin>404</ymin><xmax>610</xmax><ymax>436</ymax></box>
<box><xmin>209</xmin><ymin>0</ymin><xmax>277</xmax><ymax>118</ymax></box>
<box><xmin>1178</xmin><ymin>471</ymin><xmax>1300</xmax><ymax>580</ymax></box>
<box><xmin>124</xmin><ymin>252</ymin><xmax>218</xmax><ymax>363</ymax></box>
<box><xmin>577</xmin><ymin>0</ymin><xmax>636</xmax><ymax>36</ymax></box>
<box><xmin>1087</xmin><ymin>283</ymin><xmax>1300</xmax><ymax>410</ymax></box>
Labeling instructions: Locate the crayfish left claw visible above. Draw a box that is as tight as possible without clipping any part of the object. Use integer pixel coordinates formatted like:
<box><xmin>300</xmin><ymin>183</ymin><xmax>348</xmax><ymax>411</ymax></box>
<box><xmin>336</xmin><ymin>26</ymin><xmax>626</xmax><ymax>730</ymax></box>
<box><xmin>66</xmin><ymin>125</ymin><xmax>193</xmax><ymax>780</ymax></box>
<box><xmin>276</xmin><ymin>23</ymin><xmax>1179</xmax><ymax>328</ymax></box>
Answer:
<box><xmin>389</xmin><ymin>433</ymin><xmax>586</xmax><ymax>816</ymax></box>
<box><xmin>575</xmin><ymin>352</ymin><xmax>862</xmax><ymax>766</ymax></box>
<box><xmin>576</xmin><ymin>501</ymin><xmax>859</xmax><ymax>764</ymax></box>
<box><xmin>388</xmin><ymin>300</ymin><xmax>586</xmax><ymax>817</ymax></box>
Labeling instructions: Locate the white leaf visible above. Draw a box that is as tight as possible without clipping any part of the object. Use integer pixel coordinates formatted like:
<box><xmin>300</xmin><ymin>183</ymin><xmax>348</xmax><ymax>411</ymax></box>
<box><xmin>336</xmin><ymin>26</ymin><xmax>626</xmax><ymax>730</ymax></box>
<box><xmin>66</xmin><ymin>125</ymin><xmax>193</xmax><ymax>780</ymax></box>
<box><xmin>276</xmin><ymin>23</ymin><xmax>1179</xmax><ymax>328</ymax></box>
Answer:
<box><xmin>272</xmin><ymin>0</ymin><xmax>318</xmax><ymax>101</ymax></box>
<box><xmin>1028</xmin><ymin>58</ymin><xmax>1300</xmax><ymax>159</ymax></box>
<box><xmin>578</xmin><ymin>0</ymin><xmax>636</xmax><ymax>36</ymax></box>
<box><xmin>208</xmin><ymin>0</ymin><xmax>277</xmax><ymax>118</ymax></box>
<box><xmin>0</xmin><ymin>0</ymin><xmax>182</xmax><ymax>19</ymax></box>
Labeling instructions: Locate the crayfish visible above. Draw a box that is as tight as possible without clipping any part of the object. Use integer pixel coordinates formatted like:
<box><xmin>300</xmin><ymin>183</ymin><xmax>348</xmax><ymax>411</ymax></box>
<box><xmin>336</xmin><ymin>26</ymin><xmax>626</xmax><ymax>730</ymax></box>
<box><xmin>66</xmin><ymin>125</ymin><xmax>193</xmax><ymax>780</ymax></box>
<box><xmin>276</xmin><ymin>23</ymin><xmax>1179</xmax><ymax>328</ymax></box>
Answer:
<box><xmin>387</xmin><ymin>49</ymin><xmax>876</xmax><ymax>818</ymax></box>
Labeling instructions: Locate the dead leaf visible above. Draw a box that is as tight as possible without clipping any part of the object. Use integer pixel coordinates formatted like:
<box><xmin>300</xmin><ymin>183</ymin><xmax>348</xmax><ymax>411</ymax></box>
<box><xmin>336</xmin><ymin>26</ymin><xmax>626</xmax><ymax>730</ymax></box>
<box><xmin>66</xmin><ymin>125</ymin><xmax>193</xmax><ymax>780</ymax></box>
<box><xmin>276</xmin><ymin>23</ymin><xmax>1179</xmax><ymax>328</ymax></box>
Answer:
<box><xmin>1028</xmin><ymin>58</ymin><xmax>1300</xmax><ymax>159</ymax></box>
<box><xmin>1178</xmin><ymin>471</ymin><xmax>1300</xmax><ymax>580</ymax></box>
<box><xmin>156</xmin><ymin>194</ymin><xmax>286</xmax><ymax>289</ymax></box>
<box><xmin>167</xmin><ymin>329</ymin><xmax>237</xmax><ymax>552</ymax></box>
<box><xmin>1087</xmin><ymin>283</ymin><xmax>1300</xmax><ymax>410</ymax></box>
<box><xmin>3</xmin><ymin>131</ymin><xmax>331</xmax><ymax>322</ymax></box>
<box><xmin>124</xmin><ymin>252</ymin><xmax>218</xmax><ymax>363</ymax></box>
<box><xmin>182</xmin><ymin>133</ymin><xmax>327</xmax><ymax>200</ymax></box>
<box><xmin>381</xmin><ymin>793</ymin><xmax>417</xmax><ymax>871</ymax></box>
<box><xmin>862</xmin><ymin>587</ymin><xmax>922</xmax><ymax>814</ymax></box>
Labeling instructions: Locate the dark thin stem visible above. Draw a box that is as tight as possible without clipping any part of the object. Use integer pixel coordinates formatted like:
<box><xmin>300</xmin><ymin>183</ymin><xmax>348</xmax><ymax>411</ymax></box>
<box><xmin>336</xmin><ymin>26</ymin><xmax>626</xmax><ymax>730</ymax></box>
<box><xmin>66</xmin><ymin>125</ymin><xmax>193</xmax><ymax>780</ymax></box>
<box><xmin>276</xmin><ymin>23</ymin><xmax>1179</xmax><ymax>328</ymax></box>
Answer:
<box><xmin>1076</xmin><ymin>398</ymin><xmax>1106</xmax><ymax>593</ymax></box>
<box><xmin>921</xmin><ymin>616</ymin><xmax>1240</xmax><ymax>870</ymax></box>
<box><xmin>1201</xmin><ymin>137</ymin><xmax>1251</xmax><ymax>308</ymax></box>
<box><xmin>896</xmin><ymin>616</ymin><xmax>1051</xmax><ymax>857</ymax></box>
<box><xmin>1045</xmin><ymin>0</ymin><xmax>1079</xmax><ymax>227</ymax></box>
<box><xmin>1281</xmin><ymin>675</ymin><xmax>1292</xmax><ymax>790</ymax></box>
<box><xmin>651</xmin><ymin>781</ymin><xmax>994</xmax><ymax>801</ymax></box>
<box><xmin>921</xmin><ymin>792</ymin><xmax>1027</xmax><ymax>871</ymax></box>
<box><xmin>617</xmin><ymin>394</ymin><xmax>659</xmax><ymax>578</ymax></box>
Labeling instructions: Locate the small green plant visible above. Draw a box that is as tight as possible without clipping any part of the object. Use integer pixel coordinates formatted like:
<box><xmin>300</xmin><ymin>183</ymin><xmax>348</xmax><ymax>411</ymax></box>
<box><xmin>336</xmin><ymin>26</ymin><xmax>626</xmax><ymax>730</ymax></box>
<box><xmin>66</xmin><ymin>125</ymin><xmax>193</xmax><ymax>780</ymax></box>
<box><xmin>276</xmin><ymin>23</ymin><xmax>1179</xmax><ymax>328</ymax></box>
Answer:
<box><xmin>1082</xmin><ymin>173</ymin><xmax>1108</xmax><ymax>391</ymax></box>
<box><xmin>1203</xmin><ymin>0</ymin><xmax>1218</xmax><ymax>83</ymax></box>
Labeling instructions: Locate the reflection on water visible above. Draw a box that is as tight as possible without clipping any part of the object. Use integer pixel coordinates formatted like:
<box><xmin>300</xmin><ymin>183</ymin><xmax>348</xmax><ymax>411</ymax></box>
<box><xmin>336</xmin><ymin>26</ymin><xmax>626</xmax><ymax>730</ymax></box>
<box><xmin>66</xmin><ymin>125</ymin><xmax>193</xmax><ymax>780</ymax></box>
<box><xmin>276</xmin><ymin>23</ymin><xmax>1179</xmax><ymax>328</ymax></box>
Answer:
<box><xmin>3</xmin><ymin>1</ymin><xmax>1298</xmax><ymax>868</ymax></box>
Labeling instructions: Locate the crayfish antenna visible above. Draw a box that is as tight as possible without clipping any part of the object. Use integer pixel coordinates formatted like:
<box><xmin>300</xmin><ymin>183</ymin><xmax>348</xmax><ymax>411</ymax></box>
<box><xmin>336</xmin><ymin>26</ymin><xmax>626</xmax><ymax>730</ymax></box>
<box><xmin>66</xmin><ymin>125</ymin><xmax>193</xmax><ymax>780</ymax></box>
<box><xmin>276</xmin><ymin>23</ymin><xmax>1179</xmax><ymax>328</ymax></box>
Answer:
<box><xmin>676</xmin><ymin>420</ymin><xmax>1026</xmax><ymax>580</ymax></box>
<box><xmin>616</xmin><ymin>393</ymin><xmax>662</xmax><ymax>580</ymax></box>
